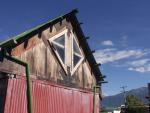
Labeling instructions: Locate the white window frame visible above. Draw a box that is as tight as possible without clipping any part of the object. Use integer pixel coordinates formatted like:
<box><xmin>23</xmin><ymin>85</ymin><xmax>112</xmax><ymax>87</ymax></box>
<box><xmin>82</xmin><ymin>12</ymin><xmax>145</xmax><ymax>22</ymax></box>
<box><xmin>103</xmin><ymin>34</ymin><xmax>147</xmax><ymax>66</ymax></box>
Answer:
<box><xmin>48</xmin><ymin>29</ymin><xmax>68</xmax><ymax>73</ymax></box>
<box><xmin>48</xmin><ymin>29</ymin><xmax>84</xmax><ymax>75</ymax></box>
<box><xmin>71</xmin><ymin>31</ymin><xmax>84</xmax><ymax>75</ymax></box>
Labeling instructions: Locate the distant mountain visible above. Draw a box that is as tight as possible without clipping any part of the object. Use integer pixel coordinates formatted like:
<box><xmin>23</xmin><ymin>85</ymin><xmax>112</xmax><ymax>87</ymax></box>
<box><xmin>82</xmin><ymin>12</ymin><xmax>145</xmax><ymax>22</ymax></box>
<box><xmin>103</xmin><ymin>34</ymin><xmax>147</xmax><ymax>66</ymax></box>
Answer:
<box><xmin>102</xmin><ymin>87</ymin><xmax>149</xmax><ymax>108</ymax></box>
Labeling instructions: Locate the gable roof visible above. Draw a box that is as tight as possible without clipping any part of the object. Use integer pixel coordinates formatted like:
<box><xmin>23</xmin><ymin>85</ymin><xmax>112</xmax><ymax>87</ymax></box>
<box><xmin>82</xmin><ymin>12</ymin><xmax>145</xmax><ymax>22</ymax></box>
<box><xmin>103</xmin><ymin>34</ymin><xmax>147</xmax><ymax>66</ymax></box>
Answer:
<box><xmin>0</xmin><ymin>9</ymin><xmax>103</xmax><ymax>82</ymax></box>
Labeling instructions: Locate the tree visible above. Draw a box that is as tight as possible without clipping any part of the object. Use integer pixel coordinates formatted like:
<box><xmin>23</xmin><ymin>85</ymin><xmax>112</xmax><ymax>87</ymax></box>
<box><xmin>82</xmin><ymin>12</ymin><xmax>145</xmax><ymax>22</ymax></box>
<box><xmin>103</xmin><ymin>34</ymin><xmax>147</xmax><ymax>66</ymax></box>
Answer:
<box><xmin>126</xmin><ymin>95</ymin><xmax>144</xmax><ymax>107</ymax></box>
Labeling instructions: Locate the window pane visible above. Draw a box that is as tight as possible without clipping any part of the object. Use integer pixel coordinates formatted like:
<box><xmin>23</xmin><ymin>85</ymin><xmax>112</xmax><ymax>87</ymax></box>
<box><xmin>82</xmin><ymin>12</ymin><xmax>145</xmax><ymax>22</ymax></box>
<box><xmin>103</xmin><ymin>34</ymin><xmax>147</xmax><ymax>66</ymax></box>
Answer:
<box><xmin>53</xmin><ymin>44</ymin><xmax>65</xmax><ymax>63</ymax></box>
<box><xmin>73</xmin><ymin>38</ymin><xmax>81</xmax><ymax>54</ymax></box>
<box><xmin>53</xmin><ymin>35</ymin><xmax>65</xmax><ymax>46</ymax></box>
<box><xmin>73</xmin><ymin>54</ymin><xmax>81</xmax><ymax>67</ymax></box>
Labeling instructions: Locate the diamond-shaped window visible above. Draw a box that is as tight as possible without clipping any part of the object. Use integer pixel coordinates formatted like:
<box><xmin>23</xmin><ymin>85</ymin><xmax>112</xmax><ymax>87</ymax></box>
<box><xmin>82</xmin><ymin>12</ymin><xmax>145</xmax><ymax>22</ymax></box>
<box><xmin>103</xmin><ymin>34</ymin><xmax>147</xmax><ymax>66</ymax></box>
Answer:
<box><xmin>52</xmin><ymin>35</ymin><xmax>65</xmax><ymax>64</ymax></box>
<box><xmin>73</xmin><ymin>38</ymin><xmax>82</xmax><ymax>68</ymax></box>
<box><xmin>53</xmin><ymin>35</ymin><xmax>65</xmax><ymax>45</ymax></box>
<box><xmin>49</xmin><ymin>30</ymin><xmax>83</xmax><ymax>75</ymax></box>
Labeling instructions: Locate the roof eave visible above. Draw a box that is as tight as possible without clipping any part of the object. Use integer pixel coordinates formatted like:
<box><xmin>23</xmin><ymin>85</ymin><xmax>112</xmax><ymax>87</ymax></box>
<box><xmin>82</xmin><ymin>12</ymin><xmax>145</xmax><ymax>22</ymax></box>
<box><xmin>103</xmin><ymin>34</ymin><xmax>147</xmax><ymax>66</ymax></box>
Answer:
<box><xmin>0</xmin><ymin>9</ymin><xmax>78</xmax><ymax>48</ymax></box>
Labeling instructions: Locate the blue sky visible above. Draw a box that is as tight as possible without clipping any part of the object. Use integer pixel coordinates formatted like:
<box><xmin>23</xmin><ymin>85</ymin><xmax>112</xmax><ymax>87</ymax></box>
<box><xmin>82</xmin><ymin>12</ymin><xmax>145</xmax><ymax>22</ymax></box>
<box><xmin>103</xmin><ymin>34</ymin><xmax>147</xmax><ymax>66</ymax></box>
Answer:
<box><xmin>0</xmin><ymin>0</ymin><xmax>150</xmax><ymax>96</ymax></box>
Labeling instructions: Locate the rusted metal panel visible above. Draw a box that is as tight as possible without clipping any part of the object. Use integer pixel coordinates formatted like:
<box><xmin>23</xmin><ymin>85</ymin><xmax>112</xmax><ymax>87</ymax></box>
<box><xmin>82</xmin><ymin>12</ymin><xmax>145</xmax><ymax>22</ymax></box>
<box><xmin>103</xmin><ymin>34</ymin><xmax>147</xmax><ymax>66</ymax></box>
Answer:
<box><xmin>4</xmin><ymin>78</ymin><xmax>28</xmax><ymax>113</ymax></box>
<box><xmin>2</xmin><ymin>77</ymin><xmax>100</xmax><ymax>113</ymax></box>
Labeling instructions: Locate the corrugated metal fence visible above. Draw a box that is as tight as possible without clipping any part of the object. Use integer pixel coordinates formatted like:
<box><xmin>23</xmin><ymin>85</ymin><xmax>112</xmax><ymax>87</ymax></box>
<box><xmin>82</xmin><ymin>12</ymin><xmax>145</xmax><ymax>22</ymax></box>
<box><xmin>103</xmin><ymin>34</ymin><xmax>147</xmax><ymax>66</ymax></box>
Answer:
<box><xmin>3</xmin><ymin>77</ymin><xmax>99</xmax><ymax>113</ymax></box>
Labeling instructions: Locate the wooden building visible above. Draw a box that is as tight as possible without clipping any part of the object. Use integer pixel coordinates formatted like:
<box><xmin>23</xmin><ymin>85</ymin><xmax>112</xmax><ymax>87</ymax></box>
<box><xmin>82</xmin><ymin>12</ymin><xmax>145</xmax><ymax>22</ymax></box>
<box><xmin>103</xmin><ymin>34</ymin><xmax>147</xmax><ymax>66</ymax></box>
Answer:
<box><xmin>0</xmin><ymin>9</ymin><xmax>104</xmax><ymax>113</ymax></box>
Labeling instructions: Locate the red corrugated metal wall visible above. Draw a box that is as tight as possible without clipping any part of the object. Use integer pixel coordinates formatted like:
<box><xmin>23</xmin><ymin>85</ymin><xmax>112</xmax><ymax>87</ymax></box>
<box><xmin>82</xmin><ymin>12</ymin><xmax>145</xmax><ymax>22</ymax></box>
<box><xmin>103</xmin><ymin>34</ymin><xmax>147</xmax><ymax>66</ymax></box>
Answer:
<box><xmin>3</xmin><ymin>77</ymin><xmax>100</xmax><ymax>113</ymax></box>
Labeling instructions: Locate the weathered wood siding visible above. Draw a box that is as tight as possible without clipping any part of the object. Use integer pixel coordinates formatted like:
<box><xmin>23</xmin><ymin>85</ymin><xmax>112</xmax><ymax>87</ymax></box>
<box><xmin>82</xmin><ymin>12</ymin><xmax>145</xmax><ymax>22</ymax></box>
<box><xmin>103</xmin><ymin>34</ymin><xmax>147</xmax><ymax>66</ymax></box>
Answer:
<box><xmin>0</xmin><ymin>19</ymin><xmax>96</xmax><ymax>89</ymax></box>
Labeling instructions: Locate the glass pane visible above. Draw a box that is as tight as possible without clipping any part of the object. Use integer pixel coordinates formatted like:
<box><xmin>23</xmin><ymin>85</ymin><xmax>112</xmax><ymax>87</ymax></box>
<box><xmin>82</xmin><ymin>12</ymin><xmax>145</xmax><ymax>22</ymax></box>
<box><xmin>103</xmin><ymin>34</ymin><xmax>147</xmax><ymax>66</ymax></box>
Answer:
<box><xmin>53</xmin><ymin>44</ymin><xmax>65</xmax><ymax>63</ymax></box>
<box><xmin>73</xmin><ymin>54</ymin><xmax>81</xmax><ymax>67</ymax></box>
<box><xmin>53</xmin><ymin>35</ymin><xmax>65</xmax><ymax>46</ymax></box>
<box><xmin>73</xmin><ymin>38</ymin><xmax>81</xmax><ymax>54</ymax></box>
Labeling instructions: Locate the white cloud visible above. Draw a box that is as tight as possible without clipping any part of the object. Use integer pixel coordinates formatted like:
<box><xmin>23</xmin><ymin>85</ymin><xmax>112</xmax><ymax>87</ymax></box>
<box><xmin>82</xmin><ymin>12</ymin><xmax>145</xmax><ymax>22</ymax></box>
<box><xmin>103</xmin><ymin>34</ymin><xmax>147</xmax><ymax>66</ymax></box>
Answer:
<box><xmin>128</xmin><ymin>59</ymin><xmax>149</xmax><ymax>67</ymax></box>
<box><xmin>127</xmin><ymin>59</ymin><xmax>150</xmax><ymax>73</ymax></box>
<box><xmin>128</xmin><ymin>67</ymin><xmax>146</xmax><ymax>73</ymax></box>
<box><xmin>94</xmin><ymin>47</ymin><xmax>150</xmax><ymax>73</ymax></box>
<box><xmin>94</xmin><ymin>48</ymin><xmax>147</xmax><ymax>64</ymax></box>
<box><xmin>101</xmin><ymin>40</ymin><xmax>114</xmax><ymax>46</ymax></box>
<box><xmin>128</xmin><ymin>60</ymin><xmax>150</xmax><ymax>73</ymax></box>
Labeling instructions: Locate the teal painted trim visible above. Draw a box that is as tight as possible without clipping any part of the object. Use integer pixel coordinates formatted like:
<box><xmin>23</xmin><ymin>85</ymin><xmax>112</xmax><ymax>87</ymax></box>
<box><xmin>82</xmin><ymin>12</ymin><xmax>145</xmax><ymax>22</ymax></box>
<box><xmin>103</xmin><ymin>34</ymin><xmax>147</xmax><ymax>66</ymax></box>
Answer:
<box><xmin>4</xmin><ymin>53</ymin><xmax>33</xmax><ymax>113</ymax></box>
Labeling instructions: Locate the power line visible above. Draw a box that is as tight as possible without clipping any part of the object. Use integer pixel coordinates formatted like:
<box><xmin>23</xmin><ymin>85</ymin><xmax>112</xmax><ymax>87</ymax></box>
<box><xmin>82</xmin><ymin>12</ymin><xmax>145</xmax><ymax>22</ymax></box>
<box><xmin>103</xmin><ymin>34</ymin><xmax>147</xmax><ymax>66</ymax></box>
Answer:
<box><xmin>120</xmin><ymin>86</ymin><xmax>127</xmax><ymax>106</ymax></box>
